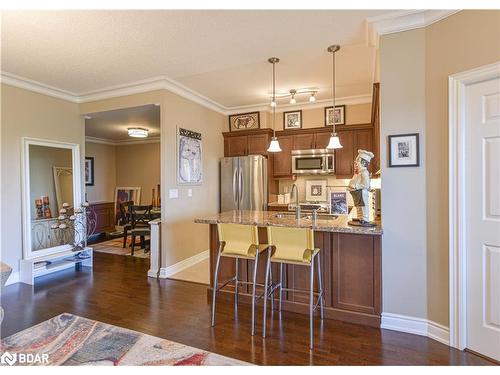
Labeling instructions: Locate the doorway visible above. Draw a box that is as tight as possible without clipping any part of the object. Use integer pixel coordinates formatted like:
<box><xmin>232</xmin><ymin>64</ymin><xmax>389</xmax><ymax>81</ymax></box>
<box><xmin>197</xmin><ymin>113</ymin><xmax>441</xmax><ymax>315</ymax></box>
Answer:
<box><xmin>449</xmin><ymin>62</ymin><xmax>500</xmax><ymax>362</ymax></box>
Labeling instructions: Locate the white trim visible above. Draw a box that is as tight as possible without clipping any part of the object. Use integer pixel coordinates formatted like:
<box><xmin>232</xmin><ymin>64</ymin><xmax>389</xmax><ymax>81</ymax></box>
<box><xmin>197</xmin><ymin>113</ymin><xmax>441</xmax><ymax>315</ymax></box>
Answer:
<box><xmin>448</xmin><ymin>61</ymin><xmax>500</xmax><ymax>350</ymax></box>
<box><xmin>85</xmin><ymin>136</ymin><xmax>161</xmax><ymax>146</ymax></box>
<box><xmin>5</xmin><ymin>271</ymin><xmax>19</xmax><ymax>286</ymax></box>
<box><xmin>156</xmin><ymin>250</ymin><xmax>209</xmax><ymax>279</ymax></box>
<box><xmin>381</xmin><ymin>313</ymin><xmax>450</xmax><ymax>346</ymax></box>
<box><xmin>367</xmin><ymin>10</ymin><xmax>461</xmax><ymax>36</ymax></box>
<box><xmin>1</xmin><ymin>71</ymin><xmax>78</xmax><ymax>102</ymax></box>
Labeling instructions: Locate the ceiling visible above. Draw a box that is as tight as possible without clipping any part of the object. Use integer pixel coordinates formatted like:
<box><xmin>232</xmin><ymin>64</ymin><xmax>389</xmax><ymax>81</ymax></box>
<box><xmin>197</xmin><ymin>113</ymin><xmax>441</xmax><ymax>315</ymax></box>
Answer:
<box><xmin>85</xmin><ymin>104</ymin><xmax>160</xmax><ymax>141</ymax></box>
<box><xmin>1</xmin><ymin>10</ymin><xmax>390</xmax><ymax>108</ymax></box>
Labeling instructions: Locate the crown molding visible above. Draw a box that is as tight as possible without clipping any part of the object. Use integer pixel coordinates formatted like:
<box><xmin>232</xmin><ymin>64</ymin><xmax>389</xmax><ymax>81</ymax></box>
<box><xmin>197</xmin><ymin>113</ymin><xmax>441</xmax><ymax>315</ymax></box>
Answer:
<box><xmin>367</xmin><ymin>9</ymin><xmax>461</xmax><ymax>36</ymax></box>
<box><xmin>224</xmin><ymin>94</ymin><xmax>372</xmax><ymax>115</ymax></box>
<box><xmin>1</xmin><ymin>71</ymin><xmax>78</xmax><ymax>102</ymax></box>
<box><xmin>85</xmin><ymin>136</ymin><xmax>160</xmax><ymax>146</ymax></box>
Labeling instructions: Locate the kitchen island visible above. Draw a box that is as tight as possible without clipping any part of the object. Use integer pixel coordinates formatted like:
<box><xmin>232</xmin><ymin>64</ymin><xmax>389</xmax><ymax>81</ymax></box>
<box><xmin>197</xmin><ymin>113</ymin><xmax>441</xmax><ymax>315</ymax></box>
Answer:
<box><xmin>195</xmin><ymin>210</ymin><xmax>382</xmax><ymax>327</ymax></box>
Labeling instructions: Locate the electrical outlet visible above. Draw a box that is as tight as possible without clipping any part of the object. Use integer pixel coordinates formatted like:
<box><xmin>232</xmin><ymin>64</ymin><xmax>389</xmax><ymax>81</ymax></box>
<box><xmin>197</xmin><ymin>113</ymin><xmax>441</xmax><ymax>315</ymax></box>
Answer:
<box><xmin>187</xmin><ymin>189</ymin><xmax>193</xmax><ymax>197</ymax></box>
<box><xmin>169</xmin><ymin>189</ymin><xmax>179</xmax><ymax>199</ymax></box>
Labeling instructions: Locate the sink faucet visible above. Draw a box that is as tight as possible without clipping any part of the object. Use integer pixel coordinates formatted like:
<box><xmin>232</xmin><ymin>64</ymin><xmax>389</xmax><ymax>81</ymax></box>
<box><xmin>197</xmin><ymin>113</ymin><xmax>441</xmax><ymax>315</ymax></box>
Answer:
<box><xmin>290</xmin><ymin>184</ymin><xmax>301</xmax><ymax>219</ymax></box>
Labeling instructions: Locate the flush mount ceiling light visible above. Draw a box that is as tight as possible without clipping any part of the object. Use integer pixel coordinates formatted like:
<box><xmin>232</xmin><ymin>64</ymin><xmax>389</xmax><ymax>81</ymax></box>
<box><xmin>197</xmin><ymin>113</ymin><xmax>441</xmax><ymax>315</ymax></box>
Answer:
<box><xmin>128</xmin><ymin>128</ymin><xmax>149</xmax><ymax>138</ymax></box>
<box><xmin>326</xmin><ymin>44</ymin><xmax>343</xmax><ymax>150</ymax></box>
<box><xmin>267</xmin><ymin>57</ymin><xmax>282</xmax><ymax>153</ymax></box>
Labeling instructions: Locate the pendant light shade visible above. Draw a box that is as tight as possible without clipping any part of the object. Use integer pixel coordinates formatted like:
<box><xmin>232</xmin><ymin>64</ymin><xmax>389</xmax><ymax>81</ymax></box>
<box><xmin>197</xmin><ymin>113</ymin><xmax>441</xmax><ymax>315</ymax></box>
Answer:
<box><xmin>326</xmin><ymin>133</ymin><xmax>343</xmax><ymax>149</ymax></box>
<box><xmin>267</xmin><ymin>57</ymin><xmax>281</xmax><ymax>153</ymax></box>
<box><xmin>267</xmin><ymin>137</ymin><xmax>282</xmax><ymax>152</ymax></box>
<box><xmin>326</xmin><ymin>44</ymin><xmax>343</xmax><ymax>150</ymax></box>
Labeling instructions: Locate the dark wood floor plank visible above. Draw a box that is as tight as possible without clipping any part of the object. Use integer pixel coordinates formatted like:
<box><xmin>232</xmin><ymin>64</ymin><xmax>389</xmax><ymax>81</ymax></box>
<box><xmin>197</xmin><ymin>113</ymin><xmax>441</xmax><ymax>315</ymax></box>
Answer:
<box><xmin>0</xmin><ymin>252</ymin><xmax>494</xmax><ymax>366</ymax></box>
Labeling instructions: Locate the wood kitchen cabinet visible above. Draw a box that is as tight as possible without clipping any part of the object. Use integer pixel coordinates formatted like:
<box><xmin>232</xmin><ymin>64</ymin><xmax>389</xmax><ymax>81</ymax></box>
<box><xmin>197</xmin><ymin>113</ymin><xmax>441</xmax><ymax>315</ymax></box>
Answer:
<box><xmin>335</xmin><ymin>131</ymin><xmax>355</xmax><ymax>177</ymax></box>
<box><xmin>272</xmin><ymin>135</ymin><xmax>293</xmax><ymax>177</ymax></box>
<box><xmin>223</xmin><ymin>129</ymin><xmax>274</xmax><ymax>157</ymax></box>
<box><xmin>292</xmin><ymin>133</ymin><xmax>315</xmax><ymax>150</ymax></box>
<box><xmin>314</xmin><ymin>131</ymin><xmax>333</xmax><ymax>149</ymax></box>
<box><xmin>247</xmin><ymin>134</ymin><xmax>269</xmax><ymax>155</ymax></box>
<box><xmin>224</xmin><ymin>135</ymin><xmax>247</xmax><ymax>156</ymax></box>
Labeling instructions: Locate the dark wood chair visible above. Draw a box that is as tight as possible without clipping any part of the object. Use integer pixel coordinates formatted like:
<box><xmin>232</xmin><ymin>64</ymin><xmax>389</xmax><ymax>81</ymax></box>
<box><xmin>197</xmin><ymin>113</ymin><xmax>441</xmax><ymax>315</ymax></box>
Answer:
<box><xmin>130</xmin><ymin>205</ymin><xmax>152</xmax><ymax>256</ymax></box>
<box><xmin>118</xmin><ymin>201</ymin><xmax>134</xmax><ymax>248</ymax></box>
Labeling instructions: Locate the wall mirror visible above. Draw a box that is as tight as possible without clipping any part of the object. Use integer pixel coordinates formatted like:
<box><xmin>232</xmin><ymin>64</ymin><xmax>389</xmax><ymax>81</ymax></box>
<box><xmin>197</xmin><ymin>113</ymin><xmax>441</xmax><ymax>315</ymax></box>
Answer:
<box><xmin>22</xmin><ymin>138</ymin><xmax>82</xmax><ymax>259</ymax></box>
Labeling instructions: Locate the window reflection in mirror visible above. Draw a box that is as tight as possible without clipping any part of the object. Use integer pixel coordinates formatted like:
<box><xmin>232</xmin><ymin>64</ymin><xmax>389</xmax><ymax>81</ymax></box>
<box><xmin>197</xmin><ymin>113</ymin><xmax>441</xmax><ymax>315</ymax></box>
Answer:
<box><xmin>29</xmin><ymin>145</ymin><xmax>74</xmax><ymax>251</ymax></box>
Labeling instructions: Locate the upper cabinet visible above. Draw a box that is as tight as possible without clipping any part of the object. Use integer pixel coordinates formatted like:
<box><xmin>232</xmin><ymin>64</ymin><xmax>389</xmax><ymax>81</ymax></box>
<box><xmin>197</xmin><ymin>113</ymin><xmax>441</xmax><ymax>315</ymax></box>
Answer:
<box><xmin>223</xmin><ymin>129</ymin><xmax>273</xmax><ymax>157</ymax></box>
<box><xmin>273</xmin><ymin>135</ymin><xmax>293</xmax><ymax>177</ymax></box>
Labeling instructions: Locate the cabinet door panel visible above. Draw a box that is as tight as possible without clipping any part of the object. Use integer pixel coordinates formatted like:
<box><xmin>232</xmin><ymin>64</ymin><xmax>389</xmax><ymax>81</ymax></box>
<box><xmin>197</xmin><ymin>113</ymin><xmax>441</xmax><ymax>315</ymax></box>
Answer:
<box><xmin>224</xmin><ymin>136</ymin><xmax>247</xmax><ymax>156</ymax></box>
<box><xmin>293</xmin><ymin>134</ymin><xmax>315</xmax><ymax>150</ymax></box>
<box><xmin>314</xmin><ymin>132</ymin><xmax>332</xmax><ymax>149</ymax></box>
<box><xmin>273</xmin><ymin>135</ymin><xmax>293</xmax><ymax>177</ymax></box>
<box><xmin>355</xmin><ymin>129</ymin><xmax>374</xmax><ymax>173</ymax></box>
<box><xmin>247</xmin><ymin>134</ymin><xmax>269</xmax><ymax>155</ymax></box>
<box><xmin>335</xmin><ymin>131</ymin><xmax>354</xmax><ymax>177</ymax></box>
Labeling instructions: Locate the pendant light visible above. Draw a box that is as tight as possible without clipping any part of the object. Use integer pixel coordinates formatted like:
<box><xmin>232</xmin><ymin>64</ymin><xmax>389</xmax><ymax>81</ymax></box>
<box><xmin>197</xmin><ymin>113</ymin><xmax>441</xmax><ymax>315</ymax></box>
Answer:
<box><xmin>267</xmin><ymin>57</ymin><xmax>282</xmax><ymax>153</ymax></box>
<box><xmin>326</xmin><ymin>45</ymin><xmax>343</xmax><ymax>149</ymax></box>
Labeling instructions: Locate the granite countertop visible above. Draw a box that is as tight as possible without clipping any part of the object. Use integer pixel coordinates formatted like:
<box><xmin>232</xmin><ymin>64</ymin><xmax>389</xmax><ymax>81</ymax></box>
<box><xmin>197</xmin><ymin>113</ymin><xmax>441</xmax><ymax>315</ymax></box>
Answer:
<box><xmin>194</xmin><ymin>210</ymin><xmax>383</xmax><ymax>235</ymax></box>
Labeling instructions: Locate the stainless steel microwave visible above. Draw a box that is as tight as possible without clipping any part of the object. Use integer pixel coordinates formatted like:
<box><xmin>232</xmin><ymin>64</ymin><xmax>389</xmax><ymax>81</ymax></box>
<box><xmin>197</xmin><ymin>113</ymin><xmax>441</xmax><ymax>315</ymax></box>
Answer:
<box><xmin>291</xmin><ymin>149</ymin><xmax>335</xmax><ymax>175</ymax></box>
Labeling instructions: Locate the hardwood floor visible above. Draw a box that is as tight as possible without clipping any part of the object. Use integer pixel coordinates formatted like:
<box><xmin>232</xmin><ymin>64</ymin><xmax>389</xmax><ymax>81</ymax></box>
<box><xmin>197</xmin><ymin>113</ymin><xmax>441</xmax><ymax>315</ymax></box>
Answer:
<box><xmin>0</xmin><ymin>252</ymin><xmax>494</xmax><ymax>365</ymax></box>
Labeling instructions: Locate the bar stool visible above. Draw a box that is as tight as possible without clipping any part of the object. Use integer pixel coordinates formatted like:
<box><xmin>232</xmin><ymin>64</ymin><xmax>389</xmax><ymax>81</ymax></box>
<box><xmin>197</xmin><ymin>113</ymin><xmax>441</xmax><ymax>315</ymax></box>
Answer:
<box><xmin>262</xmin><ymin>226</ymin><xmax>325</xmax><ymax>349</ymax></box>
<box><xmin>212</xmin><ymin>223</ymin><xmax>272</xmax><ymax>335</ymax></box>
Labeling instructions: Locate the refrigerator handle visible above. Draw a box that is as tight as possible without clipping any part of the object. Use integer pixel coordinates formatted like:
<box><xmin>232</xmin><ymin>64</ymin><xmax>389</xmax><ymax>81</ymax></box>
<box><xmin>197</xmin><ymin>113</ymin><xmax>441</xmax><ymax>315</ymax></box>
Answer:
<box><xmin>239</xmin><ymin>167</ymin><xmax>244</xmax><ymax>206</ymax></box>
<box><xmin>232</xmin><ymin>167</ymin><xmax>238</xmax><ymax>207</ymax></box>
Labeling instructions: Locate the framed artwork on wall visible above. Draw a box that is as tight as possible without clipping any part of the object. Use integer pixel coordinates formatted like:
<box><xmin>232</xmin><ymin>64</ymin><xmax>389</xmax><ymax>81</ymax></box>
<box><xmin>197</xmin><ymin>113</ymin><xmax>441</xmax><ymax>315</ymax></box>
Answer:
<box><xmin>228</xmin><ymin>112</ymin><xmax>260</xmax><ymax>132</ymax></box>
<box><xmin>324</xmin><ymin>105</ymin><xmax>346</xmax><ymax>126</ymax></box>
<box><xmin>283</xmin><ymin>110</ymin><xmax>302</xmax><ymax>129</ymax></box>
<box><xmin>84</xmin><ymin>157</ymin><xmax>94</xmax><ymax>186</ymax></box>
<box><xmin>388</xmin><ymin>133</ymin><xmax>420</xmax><ymax>167</ymax></box>
<box><xmin>177</xmin><ymin>127</ymin><xmax>203</xmax><ymax>185</ymax></box>
<box><xmin>305</xmin><ymin>179</ymin><xmax>328</xmax><ymax>202</ymax></box>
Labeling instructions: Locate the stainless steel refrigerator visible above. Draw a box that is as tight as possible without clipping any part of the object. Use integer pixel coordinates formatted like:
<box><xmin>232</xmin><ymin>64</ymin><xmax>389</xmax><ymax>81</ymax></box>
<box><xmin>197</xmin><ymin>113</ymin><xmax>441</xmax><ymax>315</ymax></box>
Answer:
<box><xmin>220</xmin><ymin>155</ymin><xmax>268</xmax><ymax>212</ymax></box>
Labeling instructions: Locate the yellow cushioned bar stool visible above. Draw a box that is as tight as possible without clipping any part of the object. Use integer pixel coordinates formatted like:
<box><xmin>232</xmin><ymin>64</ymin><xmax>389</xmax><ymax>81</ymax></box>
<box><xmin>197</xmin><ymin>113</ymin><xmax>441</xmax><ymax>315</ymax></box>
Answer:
<box><xmin>262</xmin><ymin>226</ymin><xmax>325</xmax><ymax>349</ymax></box>
<box><xmin>212</xmin><ymin>223</ymin><xmax>272</xmax><ymax>335</ymax></box>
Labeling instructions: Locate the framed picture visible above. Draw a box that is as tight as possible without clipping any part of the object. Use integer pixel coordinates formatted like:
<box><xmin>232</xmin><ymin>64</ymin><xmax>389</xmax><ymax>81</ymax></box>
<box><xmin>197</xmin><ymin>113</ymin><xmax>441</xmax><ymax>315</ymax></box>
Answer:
<box><xmin>283</xmin><ymin>110</ymin><xmax>302</xmax><ymax>129</ymax></box>
<box><xmin>84</xmin><ymin>157</ymin><xmax>94</xmax><ymax>186</ymax></box>
<box><xmin>324</xmin><ymin>105</ymin><xmax>346</xmax><ymax>126</ymax></box>
<box><xmin>114</xmin><ymin>187</ymin><xmax>141</xmax><ymax>224</ymax></box>
<box><xmin>388</xmin><ymin>133</ymin><xmax>420</xmax><ymax>167</ymax></box>
<box><xmin>228</xmin><ymin>112</ymin><xmax>260</xmax><ymax>132</ymax></box>
<box><xmin>177</xmin><ymin>127</ymin><xmax>203</xmax><ymax>185</ymax></box>
<box><xmin>305</xmin><ymin>179</ymin><xmax>328</xmax><ymax>202</ymax></box>
<box><xmin>330</xmin><ymin>191</ymin><xmax>348</xmax><ymax>215</ymax></box>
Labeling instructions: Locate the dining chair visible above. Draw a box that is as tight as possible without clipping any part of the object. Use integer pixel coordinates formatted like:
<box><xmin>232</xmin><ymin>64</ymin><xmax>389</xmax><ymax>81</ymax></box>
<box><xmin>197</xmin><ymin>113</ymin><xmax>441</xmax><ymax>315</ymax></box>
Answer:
<box><xmin>118</xmin><ymin>200</ymin><xmax>134</xmax><ymax>248</ymax></box>
<box><xmin>130</xmin><ymin>205</ymin><xmax>152</xmax><ymax>255</ymax></box>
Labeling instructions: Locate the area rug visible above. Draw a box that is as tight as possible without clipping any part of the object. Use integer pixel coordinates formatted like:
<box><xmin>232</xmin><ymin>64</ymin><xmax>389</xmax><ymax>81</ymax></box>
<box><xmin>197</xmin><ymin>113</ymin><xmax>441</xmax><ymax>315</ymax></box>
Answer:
<box><xmin>92</xmin><ymin>238</ymin><xmax>150</xmax><ymax>258</ymax></box>
<box><xmin>0</xmin><ymin>313</ymin><xmax>249</xmax><ymax>366</ymax></box>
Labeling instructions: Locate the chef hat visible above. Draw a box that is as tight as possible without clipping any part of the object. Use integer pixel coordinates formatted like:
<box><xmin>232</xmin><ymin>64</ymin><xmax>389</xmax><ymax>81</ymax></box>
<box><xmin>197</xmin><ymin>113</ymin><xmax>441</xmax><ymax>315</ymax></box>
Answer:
<box><xmin>357</xmin><ymin>149</ymin><xmax>374</xmax><ymax>163</ymax></box>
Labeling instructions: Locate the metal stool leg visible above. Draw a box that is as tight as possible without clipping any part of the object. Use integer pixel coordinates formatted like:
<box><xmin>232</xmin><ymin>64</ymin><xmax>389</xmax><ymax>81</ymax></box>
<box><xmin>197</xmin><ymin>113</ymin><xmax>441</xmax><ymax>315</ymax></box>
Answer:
<box><xmin>309</xmin><ymin>257</ymin><xmax>315</xmax><ymax>349</ymax></box>
<box><xmin>251</xmin><ymin>251</ymin><xmax>260</xmax><ymax>336</ymax></box>
<box><xmin>269</xmin><ymin>261</ymin><xmax>274</xmax><ymax>311</ymax></box>
<box><xmin>262</xmin><ymin>249</ymin><xmax>272</xmax><ymax>338</ymax></box>
<box><xmin>235</xmin><ymin>259</ymin><xmax>239</xmax><ymax>308</ymax></box>
<box><xmin>279</xmin><ymin>263</ymin><xmax>283</xmax><ymax>313</ymax></box>
<box><xmin>211</xmin><ymin>245</ymin><xmax>223</xmax><ymax>327</ymax></box>
<box><xmin>317</xmin><ymin>253</ymin><xmax>324</xmax><ymax>320</ymax></box>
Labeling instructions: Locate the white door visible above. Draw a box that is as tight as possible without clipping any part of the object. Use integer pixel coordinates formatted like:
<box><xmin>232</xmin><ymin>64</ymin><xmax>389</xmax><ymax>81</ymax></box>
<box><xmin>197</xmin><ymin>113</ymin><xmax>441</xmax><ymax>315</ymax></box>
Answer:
<box><xmin>465</xmin><ymin>75</ymin><xmax>500</xmax><ymax>361</ymax></box>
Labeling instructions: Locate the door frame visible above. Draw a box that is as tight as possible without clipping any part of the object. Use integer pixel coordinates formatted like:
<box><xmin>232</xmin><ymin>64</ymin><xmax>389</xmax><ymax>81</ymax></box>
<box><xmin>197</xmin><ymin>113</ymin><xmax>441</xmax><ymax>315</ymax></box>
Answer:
<box><xmin>448</xmin><ymin>61</ymin><xmax>500</xmax><ymax>350</ymax></box>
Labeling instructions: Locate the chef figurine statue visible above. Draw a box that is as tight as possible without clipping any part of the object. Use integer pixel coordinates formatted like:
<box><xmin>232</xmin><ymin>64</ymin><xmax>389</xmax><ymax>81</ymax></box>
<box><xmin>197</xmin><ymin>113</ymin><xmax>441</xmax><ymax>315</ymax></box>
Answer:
<box><xmin>348</xmin><ymin>149</ymin><xmax>376</xmax><ymax>227</ymax></box>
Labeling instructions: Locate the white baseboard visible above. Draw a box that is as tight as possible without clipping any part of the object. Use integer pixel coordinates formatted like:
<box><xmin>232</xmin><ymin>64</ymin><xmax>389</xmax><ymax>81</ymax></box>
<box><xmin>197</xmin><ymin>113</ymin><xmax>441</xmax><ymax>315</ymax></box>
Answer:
<box><xmin>4</xmin><ymin>271</ymin><xmax>20</xmax><ymax>286</ymax></box>
<box><xmin>381</xmin><ymin>312</ymin><xmax>450</xmax><ymax>345</ymax></box>
<box><xmin>158</xmin><ymin>250</ymin><xmax>209</xmax><ymax>279</ymax></box>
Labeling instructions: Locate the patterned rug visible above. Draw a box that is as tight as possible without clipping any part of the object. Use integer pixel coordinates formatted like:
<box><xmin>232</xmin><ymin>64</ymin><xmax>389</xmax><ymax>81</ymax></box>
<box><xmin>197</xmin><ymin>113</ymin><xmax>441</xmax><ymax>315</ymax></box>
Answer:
<box><xmin>0</xmin><ymin>313</ymin><xmax>249</xmax><ymax>366</ymax></box>
<box><xmin>92</xmin><ymin>238</ymin><xmax>150</xmax><ymax>258</ymax></box>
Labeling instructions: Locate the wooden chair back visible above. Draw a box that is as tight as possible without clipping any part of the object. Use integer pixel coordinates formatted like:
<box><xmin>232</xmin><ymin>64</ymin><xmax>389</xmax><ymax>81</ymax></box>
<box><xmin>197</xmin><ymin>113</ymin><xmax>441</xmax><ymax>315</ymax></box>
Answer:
<box><xmin>130</xmin><ymin>205</ymin><xmax>152</xmax><ymax>229</ymax></box>
<box><xmin>118</xmin><ymin>200</ymin><xmax>134</xmax><ymax>226</ymax></box>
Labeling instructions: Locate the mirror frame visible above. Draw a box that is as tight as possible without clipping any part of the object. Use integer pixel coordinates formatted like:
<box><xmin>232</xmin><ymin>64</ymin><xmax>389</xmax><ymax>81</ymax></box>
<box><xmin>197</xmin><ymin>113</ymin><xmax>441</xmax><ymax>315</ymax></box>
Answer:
<box><xmin>21</xmin><ymin>137</ymin><xmax>82</xmax><ymax>260</ymax></box>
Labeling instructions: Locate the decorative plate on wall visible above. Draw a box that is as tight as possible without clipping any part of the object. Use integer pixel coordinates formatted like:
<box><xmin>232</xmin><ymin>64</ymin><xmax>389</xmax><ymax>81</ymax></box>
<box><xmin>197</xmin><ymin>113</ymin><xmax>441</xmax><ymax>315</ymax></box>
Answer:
<box><xmin>228</xmin><ymin>112</ymin><xmax>260</xmax><ymax>132</ymax></box>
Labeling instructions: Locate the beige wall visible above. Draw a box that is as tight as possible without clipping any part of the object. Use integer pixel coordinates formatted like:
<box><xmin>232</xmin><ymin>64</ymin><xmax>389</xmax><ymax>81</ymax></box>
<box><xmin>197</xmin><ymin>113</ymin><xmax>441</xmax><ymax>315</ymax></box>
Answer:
<box><xmin>259</xmin><ymin>102</ymin><xmax>372</xmax><ymax>131</ymax></box>
<box><xmin>115</xmin><ymin>142</ymin><xmax>161</xmax><ymax>205</ymax></box>
<box><xmin>80</xmin><ymin>90</ymin><xmax>226</xmax><ymax>268</ymax></box>
<box><xmin>380</xmin><ymin>10</ymin><xmax>500</xmax><ymax>327</ymax></box>
<box><xmin>425</xmin><ymin>10</ymin><xmax>500</xmax><ymax>326</ymax></box>
<box><xmin>0</xmin><ymin>84</ymin><xmax>83</xmax><ymax>274</ymax></box>
<box><xmin>380</xmin><ymin>29</ymin><xmax>428</xmax><ymax>319</ymax></box>
<box><xmin>85</xmin><ymin>142</ymin><xmax>116</xmax><ymax>203</ymax></box>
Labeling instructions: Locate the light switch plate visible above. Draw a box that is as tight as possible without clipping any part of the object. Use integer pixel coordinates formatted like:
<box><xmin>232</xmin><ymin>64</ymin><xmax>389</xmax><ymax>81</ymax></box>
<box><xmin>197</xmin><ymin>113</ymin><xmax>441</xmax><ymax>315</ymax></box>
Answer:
<box><xmin>187</xmin><ymin>189</ymin><xmax>193</xmax><ymax>197</ymax></box>
<box><xmin>169</xmin><ymin>189</ymin><xmax>179</xmax><ymax>199</ymax></box>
